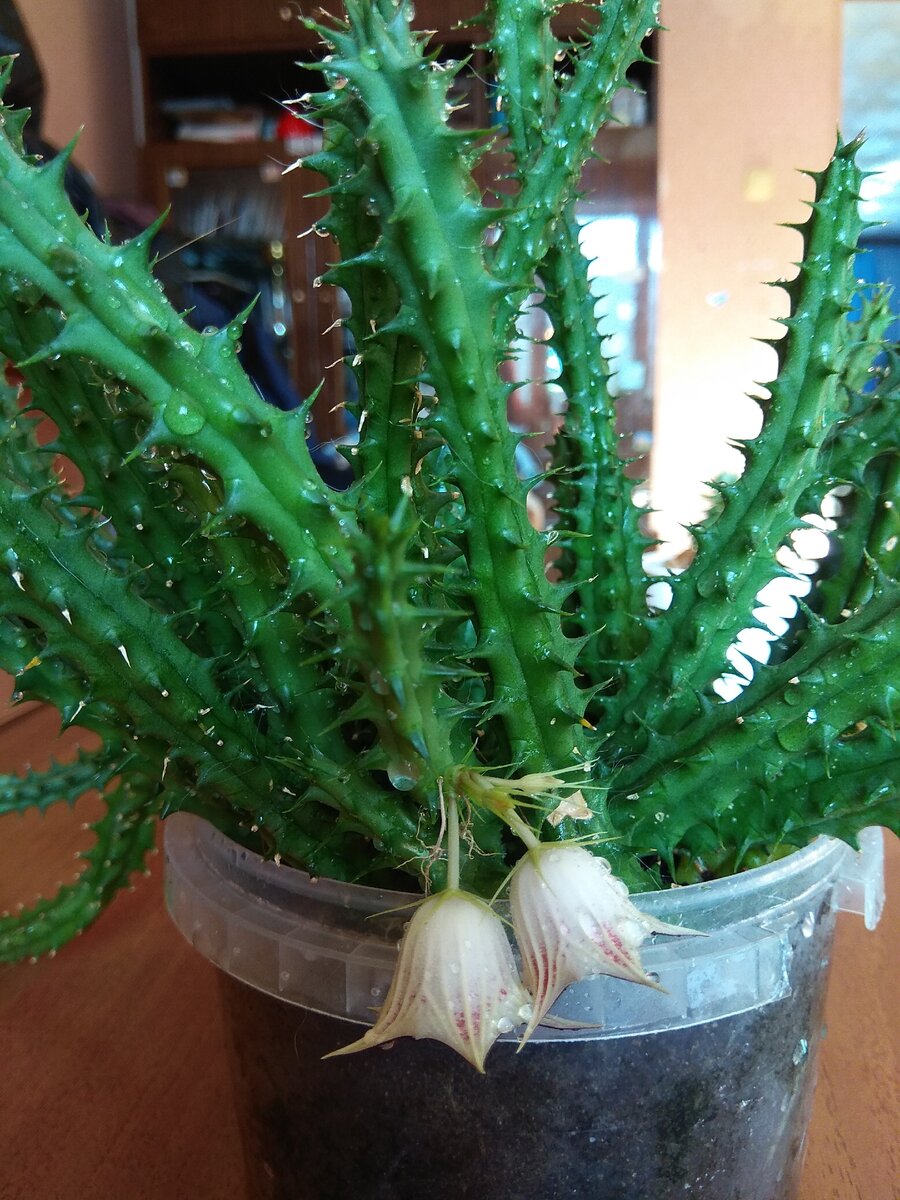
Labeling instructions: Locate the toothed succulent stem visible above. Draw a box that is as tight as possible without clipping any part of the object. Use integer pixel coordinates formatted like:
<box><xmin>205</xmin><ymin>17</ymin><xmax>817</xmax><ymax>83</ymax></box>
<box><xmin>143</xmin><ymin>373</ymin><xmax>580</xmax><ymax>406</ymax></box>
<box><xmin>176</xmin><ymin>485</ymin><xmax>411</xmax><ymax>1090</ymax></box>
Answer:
<box><xmin>308</xmin><ymin>106</ymin><xmax>425</xmax><ymax>515</ymax></box>
<box><xmin>598</xmin><ymin>140</ymin><xmax>869</xmax><ymax>753</ymax></box>
<box><xmin>340</xmin><ymin>501</ymin><xmax>457</xmax><ymax>783</ymax></box>
<box><xmin>0</xmin><ymin>133</ymin><xmax>357</xmax><ymax>613</ymax></box>
<box><xmin>317</xmin><ymin>2</ymin><xmax>589</xmax><ymax>780</ymax></box>
<box><xmin>489</xmin><ymin>0</ymin><xmax>660</xmax><ymax>341</ymax></box>
<box><xmin>543</xmin><ymin>208</ymin><xmax>650</xmax><ymax>677</ymax></box>
<box><xmin>0</xmin><ymin>771</ymin><xmax>160</xmax><ymax>963</ymax></box>
<box><xmin>489</xmin><ymin>0</ymin><xmax>556</xmax><ymax>164</ymax></box>
<box><xmin>618</xmin><ymin>587</ymin><xmax>899</xmax><ymax>866</ymax></box>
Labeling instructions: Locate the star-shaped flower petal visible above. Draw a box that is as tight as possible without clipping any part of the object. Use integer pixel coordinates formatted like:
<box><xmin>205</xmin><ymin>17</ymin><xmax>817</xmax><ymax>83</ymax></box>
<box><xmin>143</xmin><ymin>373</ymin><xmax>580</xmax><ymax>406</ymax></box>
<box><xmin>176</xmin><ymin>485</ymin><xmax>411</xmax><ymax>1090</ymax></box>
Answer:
<box><xmin>328</xmin><ymin>889</ymin><xmax>532</xmax><ymax>1071</ymax></box>
<box><xmin>511</xmin><ymin>843</ymin><xmax>693</xmax><ymax>1045</ymax></box>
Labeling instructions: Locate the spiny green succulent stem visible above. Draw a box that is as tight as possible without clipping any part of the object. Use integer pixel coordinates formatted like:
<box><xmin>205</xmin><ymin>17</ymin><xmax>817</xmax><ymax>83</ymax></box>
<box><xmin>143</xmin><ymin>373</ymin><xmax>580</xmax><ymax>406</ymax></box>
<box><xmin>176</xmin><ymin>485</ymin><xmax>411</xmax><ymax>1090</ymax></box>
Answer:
<box><xmin>598</xmin><ymin>140</ymin><xmax>867</xmax><ymax>751</ymax></box>
<box><xmin>0</xmin><ymin>485</ymin><xmax>286</xmax><ymax>803</ymax></box>
<box><xmin>7</xmin><ymin>304</ymin><xmax>352</xmax><ymax>760</ymax></box>
<box><xmin>321</xmin><ymin>4</ymin><xmax>589</xmax><ymax>780</ymax></box>
<box><xmin>619</xmin><ymin>600</ymin><xmax>899</xmax><ymax>862</ymax></box>
<box><xmin>543</xmin><ymin>206</ymin><xmax>649</xmax><ymax>677</ymax></box>
<box><xmin>817</xmin><ymin>456</ymin><xmax>898</xmax><ymax>622</ymax></box>
<box><xmin>207</xmin><ymin>530</ymin><xmax>344</xmax><ymax>750</ymax></box>
<box><xmin>0</xmin><ymin>139</ymin><xmax>357</xmax><ymax>616</ymax></box>
<box><xmin>612</xmin><ymin>564</ymin><xmax>898</xmax><ymax>802</ymax></box>
<box><xmin>488</xmin><ymin>0</ymin><xmax>654</xmax><ymax>688</ymax></box>
<box><xmin>0</xmin><ymin>310</ymin><xmax>254</xmax><ymax>670</ymax></box>
<box><xmin>0</xmin><ymin>770</ymin><xmax>159</xmax><ymax>963</ymax></box>
<box><xmin>489</xmin><ymin>0</ymin><xmax>556</xmax><ymax>164</ymax></box>
<box><xmin>489</xmin><ymin>0</ymin><xmax>659</xmax><ymax>341</ymax></box>
<box><xmin>310</xmin><ymin>106</ymin><xmax>424</xmax><ymax>515</ymax></box>
<box><xmin>341</xmin><ymin>504</ymin><xmax>457</xmax><ymax>780</ymax></box>
<box><xmin>0</xmin><ymin>743</ymin><xmax>129</xmax><ymax>817</ymax></box>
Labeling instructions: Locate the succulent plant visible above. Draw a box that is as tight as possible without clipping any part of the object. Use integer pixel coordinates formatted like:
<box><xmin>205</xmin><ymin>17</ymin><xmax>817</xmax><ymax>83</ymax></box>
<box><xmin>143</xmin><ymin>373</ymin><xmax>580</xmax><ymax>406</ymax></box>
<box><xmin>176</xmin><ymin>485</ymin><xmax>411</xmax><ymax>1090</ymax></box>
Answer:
<box><xmin>0</xmin><ymin>0</ymin><xmax>897</xmax><ymax>1006</ymax></box>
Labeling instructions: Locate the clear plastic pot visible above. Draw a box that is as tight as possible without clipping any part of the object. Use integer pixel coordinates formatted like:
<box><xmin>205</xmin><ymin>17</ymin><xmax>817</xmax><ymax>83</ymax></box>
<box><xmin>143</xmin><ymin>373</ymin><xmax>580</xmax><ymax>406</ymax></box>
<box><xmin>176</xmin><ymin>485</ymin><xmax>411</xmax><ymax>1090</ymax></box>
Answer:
<box><xmin>164</xmin><ymin>814</ymin><xmax>883</xmax><ymax>1200</ymax></box>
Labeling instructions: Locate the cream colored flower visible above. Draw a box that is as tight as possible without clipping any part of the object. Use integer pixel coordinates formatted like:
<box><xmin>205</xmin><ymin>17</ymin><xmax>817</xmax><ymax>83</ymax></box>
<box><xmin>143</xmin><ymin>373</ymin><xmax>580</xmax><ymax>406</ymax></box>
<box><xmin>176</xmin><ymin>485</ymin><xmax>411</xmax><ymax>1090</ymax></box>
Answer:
<box><xmin>327</xmin><ymin>889</ymin><xmax>532</xmax><ymax>1072</ymax></box>
<box><xmin>510</xmin><ymin>843</ymin><xmax>689</xmax><ymax>1045</ymax></box>
<box><xmin>546</xmin><ymin>788</ymin><xmax>593</xmax><ymax>826</ymax></box>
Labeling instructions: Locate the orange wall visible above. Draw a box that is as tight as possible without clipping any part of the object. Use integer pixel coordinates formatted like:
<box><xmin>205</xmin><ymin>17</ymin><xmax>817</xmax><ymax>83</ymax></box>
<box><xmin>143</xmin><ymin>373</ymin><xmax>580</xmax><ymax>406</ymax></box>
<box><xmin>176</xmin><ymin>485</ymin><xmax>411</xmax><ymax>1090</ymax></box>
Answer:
<box><xmin>18</xmin><ymin>0</ymin><xmax>139</xmax><ymax>199</ymax></box>
<box><xmin>653</xmin><ymin>0</ymin><xmax>842</xmax><ymax>552</ymax></box>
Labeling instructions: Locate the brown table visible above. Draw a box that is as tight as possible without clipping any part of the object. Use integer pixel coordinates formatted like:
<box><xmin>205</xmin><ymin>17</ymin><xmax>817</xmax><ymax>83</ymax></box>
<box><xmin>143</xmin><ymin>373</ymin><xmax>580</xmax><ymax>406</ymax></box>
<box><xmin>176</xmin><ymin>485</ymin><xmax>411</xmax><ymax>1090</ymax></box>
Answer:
<box><xmin>1</xmin><ymin>706</ymin><xmax>897</xmax><ymax>1200</ymax></box>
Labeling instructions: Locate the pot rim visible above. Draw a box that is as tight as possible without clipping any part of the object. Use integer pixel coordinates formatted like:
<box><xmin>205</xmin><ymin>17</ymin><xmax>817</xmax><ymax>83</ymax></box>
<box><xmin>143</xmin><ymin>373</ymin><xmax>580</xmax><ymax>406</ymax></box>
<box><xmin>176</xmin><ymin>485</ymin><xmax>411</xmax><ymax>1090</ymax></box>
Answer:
<box><xmin>163</xmin><ymin>815</ymin><xmax>879</xmax><ymax>1039</ymax></box>
<box><xmin>181</xmin><ymin>814</ymin><xmax>849</xmax><ymax>920</ymax></box>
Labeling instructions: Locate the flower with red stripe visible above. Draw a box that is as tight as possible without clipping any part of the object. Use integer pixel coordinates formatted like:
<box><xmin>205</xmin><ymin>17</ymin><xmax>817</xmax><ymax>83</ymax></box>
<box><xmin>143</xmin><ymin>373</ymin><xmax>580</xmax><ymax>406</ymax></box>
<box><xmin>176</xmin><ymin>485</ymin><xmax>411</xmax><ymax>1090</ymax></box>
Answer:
<box><xmin>511</xmin><ymin>843</ymin><xmax>685</xmax><ymax>1046</ymax></box>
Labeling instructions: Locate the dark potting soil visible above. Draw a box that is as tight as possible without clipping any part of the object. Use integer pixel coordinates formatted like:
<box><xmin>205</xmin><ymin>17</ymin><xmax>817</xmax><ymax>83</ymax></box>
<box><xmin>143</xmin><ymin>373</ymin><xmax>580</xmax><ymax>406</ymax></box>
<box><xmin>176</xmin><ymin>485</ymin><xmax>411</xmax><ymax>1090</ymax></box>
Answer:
<box><xmin>218</xmin><ymin>897</ymin><xmax>836</xmax><ymax>1200</ymax></box>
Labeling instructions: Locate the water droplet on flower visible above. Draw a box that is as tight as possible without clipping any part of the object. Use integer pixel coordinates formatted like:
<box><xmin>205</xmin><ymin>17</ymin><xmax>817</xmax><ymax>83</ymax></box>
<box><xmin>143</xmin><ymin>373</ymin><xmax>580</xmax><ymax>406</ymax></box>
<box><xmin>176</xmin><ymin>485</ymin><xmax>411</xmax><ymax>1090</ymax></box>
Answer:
<box><xmin>792</xmin><ymin>1038</ymin><xmax>808</xmax><ymax>1065</ymax></box>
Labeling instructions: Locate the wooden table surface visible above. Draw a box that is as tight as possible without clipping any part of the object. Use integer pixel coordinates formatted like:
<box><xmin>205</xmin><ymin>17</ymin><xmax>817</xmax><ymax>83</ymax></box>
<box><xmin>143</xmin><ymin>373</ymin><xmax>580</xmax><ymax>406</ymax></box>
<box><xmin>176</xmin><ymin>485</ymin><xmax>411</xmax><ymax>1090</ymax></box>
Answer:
<box><xmin>1</xmin><ymin>705</ymin><xmax>897</xmax><ymax>1200</ymax></box>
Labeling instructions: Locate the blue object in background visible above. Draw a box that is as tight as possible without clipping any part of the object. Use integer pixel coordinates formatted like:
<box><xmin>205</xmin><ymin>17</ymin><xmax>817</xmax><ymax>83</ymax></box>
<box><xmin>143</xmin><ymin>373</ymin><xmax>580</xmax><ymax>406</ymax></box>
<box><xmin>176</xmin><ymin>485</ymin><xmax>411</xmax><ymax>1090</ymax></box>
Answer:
<box><xmin>854</xmin><ymin>232</ymin><xmax>900</xmax><ymax>340</ymax></box>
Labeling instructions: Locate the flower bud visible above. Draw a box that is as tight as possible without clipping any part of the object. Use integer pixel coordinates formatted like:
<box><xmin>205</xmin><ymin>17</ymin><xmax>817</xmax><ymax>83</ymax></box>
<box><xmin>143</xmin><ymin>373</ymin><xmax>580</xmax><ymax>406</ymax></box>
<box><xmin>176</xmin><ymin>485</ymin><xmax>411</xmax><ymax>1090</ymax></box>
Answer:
<box><xmin>328</xmin><ymin>889</ymin><xmax>532</xmax><ymax>1072</ymax></box>
<box><xmin>511</xmin><ymin>843</ymin><xmax>672</xmax><ymax>1045</ymax></box>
